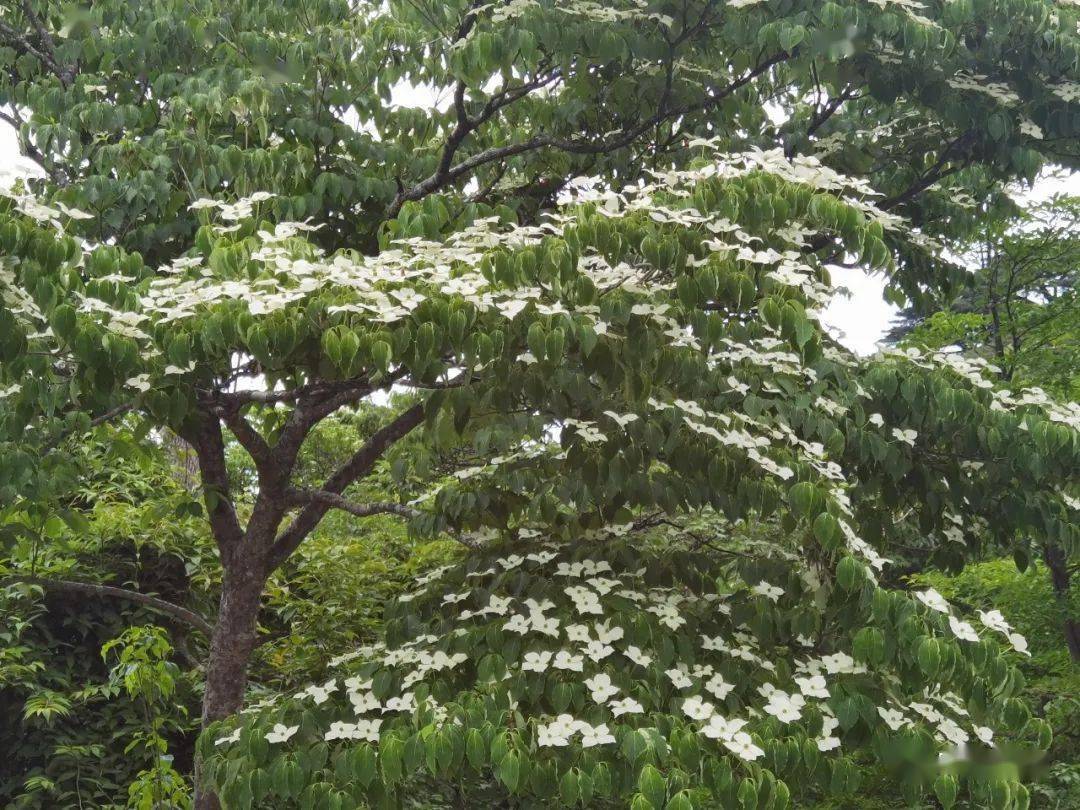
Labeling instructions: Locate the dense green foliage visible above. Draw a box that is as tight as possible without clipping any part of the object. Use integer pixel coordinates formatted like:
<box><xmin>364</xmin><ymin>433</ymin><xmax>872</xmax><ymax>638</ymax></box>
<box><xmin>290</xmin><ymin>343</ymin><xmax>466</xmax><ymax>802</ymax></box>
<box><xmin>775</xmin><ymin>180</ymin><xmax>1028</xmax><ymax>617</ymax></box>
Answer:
<box><xmin>202</xmin><ymin>538</ymin><xmax>1053</xmax><ymax>809</ymax></box>
<box><xmin>0</xmin><ymin>443</ymin><xmax>207</xmax><ymax>806</ymax></box>
<box><xmin>0</xmin><ymin>0</ymin><xmax>1078</xmax><ymax>808</ymax></box>
<box><xmin>913</xmin><ymin>560</ymin><xmax>1080</xmax><ymax>809</ymax></box>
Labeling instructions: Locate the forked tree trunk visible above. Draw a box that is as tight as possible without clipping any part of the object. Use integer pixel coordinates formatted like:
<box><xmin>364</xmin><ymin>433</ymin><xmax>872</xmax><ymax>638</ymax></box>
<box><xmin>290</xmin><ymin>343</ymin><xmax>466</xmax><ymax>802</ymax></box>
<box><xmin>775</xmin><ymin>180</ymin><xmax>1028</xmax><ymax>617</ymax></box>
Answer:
<box><xmin>1042</xmin><ymin>542</ymin><xmax>1080</xmax><ymax>662</ymax></box>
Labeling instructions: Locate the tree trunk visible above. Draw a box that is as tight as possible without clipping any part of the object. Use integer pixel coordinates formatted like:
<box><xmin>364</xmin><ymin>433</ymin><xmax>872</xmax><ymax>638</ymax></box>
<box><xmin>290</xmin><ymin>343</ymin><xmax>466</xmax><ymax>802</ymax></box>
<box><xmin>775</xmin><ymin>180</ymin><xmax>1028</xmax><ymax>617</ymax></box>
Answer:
<box><xmin>1042</xmin><ymin>542</ymin><xmax>1080</xmax><ymax>662</ymax></box>
<box><xmin>194</xmin><ymin>561</ymin><xmax>268</xmax><ymax>809</ymax></box>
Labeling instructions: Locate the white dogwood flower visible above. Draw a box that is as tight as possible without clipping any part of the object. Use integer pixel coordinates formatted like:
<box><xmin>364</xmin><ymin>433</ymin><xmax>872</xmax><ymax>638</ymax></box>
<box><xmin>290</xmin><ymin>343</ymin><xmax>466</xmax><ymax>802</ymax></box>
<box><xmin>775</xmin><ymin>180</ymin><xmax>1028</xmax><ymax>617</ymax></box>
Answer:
<box><xmin>752</xmin><ymin>581</ymin><xmax>784</xmax><ymax>602</ymax></box>
<box><xmin>704</xmin><ymin>674</ymin><xmax>734</xmax><ymax>700</ymax></box>
<box><xmin>583</xmin><ymin>640</ymin><xmax>615</xmax><ymax>660</ymax></box>
<box><xmin>584</xmin><ymin>673</ymin><xmax>620</xmax><ymax>703</ymax></box>
<box><xmin>215</xmin><ymin>728</ymin><xmax>241</xmax><ymax>746</ymax></box>
<box><xmin>565</xmin><ymin>624</ymin><xmax>591</xmax><ymax>643</ymax></box>
<box><xmin>682</xmin><ymin>696</ymin><xmax>715</xmax><ymax>721</ymax></box>
<box><xmin>977</xmin><ymin>609</ymin><xmax>1011</xmax><ymax>635</ymax></box>
<box><xmin>701</xmin><ymin>715</ymin><xmax>747</xmax><ymax>741</ymax></box>
<box><xmin>349</xmin><ymin>692</ymin><xmax>381</xmax><ymax>714</ymax></box>
<box><xmin>537</xmin><ymin>723</ymin><xmax>571</xmax><ymax>747</ymax></box>
<box><xmin>915</xmin><ymin>588</ymin><xmax>950</xmax><ymax>614</ymax></box>
<box><xmin>877</xmin><ymin>707</ymin><xmax>907</xmax><ymax>731</ymax></box>
<box><xmin>1008</xmin><ymin>633</ymin><xmax>1031</xmax><ymax>656</ymax></box>
<box><xmin>580</xmin><ymin>722</ymin><xmax>616</xmax><ymax>747</ymax></box>
<box><xmin>724</xmin><ymin>732</ymin><xmax>765</xmax><ymax>761</ymax></box>
<box><xmin>610</xmin><ymin>697</ymin><xmax>645</xmax><ymax>717</ymax></box>
<box><xmin>795</xmin><ymin>674</ymin><xmax>829</xmax><ymax>699</ymax></box>
<box><xmin>553</xmin><ymin>650</ymin><xmax>584</xmax><ymax>671</ymax></box>
<box><xmin>522</xmin><ymin>651</ymin><xmax>553</xmax><ymax>672</ymax></box>
<box><xmin>504</xmin><ymin>614</ymin><xmax>531</xmax><ymax>634</ymax></box>
<box><xmin>666</xmin><ymin>668</ymin><xmax>693</xmax><ymax>689</ymax></box>
<box><xmin>973</xmin><ymin>725</ymin><xmax>994</xmax><ymax>745</ymax></box>
<box><xmin>383</xmin><ymin>694</ymin><xmax>416</xmax><ymax>713</ymax></box>
<box><xmin>265</xmin><ymin>723</ymin><xmax>299</xmax><ymax>744</ymax></box>
<box><xmin>948</xmin><ymin>616</ymin><xmax>980</xmax><ymax>642</ymax></box>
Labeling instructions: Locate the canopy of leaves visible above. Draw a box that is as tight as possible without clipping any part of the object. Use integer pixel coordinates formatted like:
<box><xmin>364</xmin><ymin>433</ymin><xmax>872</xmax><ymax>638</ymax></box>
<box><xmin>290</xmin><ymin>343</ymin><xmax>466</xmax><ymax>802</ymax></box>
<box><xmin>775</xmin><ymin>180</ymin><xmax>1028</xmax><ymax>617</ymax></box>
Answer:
<box><xmin>0</xmin><ymin>1</ymin><xmax>1079</xmax><ymax>808</ymax></box>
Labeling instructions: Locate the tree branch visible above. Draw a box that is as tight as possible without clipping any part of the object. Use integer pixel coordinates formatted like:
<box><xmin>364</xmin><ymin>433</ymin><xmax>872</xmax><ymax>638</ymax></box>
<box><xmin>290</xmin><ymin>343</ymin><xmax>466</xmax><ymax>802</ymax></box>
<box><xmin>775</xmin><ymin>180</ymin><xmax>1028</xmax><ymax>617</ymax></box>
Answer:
<box><xmin>218</xmin><ymin>406</ymin><xmax>276</xmax><ymax>479</ymax></box>
<box><xmin>0</xmin><ymin>106</ymin><xmax>63</xmax><ymax>183</ymax></box>
<box><xmin>284</xmin><ymin>488</ymin><xmax>421</xmax><ymax>520</ymax></box>
<box><xmin>879</xmin><ymin>131</ymin><xmax>976</xmax><ymax>211</ymax></box>
<box><xmin>182</xmin><ymin>414</ymin><xmax>245</xmax><ymax>555</ymax></box>
<box><xmin>805</xmin><ymin>87</ymin><xmax>858</xmax><ymax>141</ymax></box>
<box><xmin>0</xmin><ymin>19</ymin><xmax>59</xmax><ymax>76</ymax></box>
<box><xmin>388</xmin><ymin>49</ymin><xmax>793</xmax><ymax>218</ymax></box>
<box><xmin>269</xmin><ymin>401</ymin><xmax>426</xmax><ymax>568</ymax></box>
<box><xmin>5</xmin><ymin>576</ymin><xmax>214</xmax><ymax>636</ymax></box>
<box><xmin>198</xmin><ymin>375</ymin><xmax>380</xmax><ymax>407</ymax></box>
<box><xmin>42</xmin><ymin>403</ymin><xmax>133</xmax><ymax>452</ymax></box>
<box><xmin>0</xmin><ymin>3</ymin><xmax>74</xmax><ymax>87</ymax></box>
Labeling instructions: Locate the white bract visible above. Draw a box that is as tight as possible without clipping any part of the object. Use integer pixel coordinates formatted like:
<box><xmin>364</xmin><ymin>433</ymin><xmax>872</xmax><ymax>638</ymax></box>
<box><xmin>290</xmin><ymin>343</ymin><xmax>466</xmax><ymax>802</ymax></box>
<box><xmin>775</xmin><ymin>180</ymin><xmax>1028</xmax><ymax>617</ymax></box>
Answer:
<box><xmin>584</xmin><ymin>673</ymin><xmax>620</xmax><ymax>703</ymax></box>
<box><xmin>265</xmin><ymin>723</ymin><xmax>299</xmax><ymax>744</ymax></box>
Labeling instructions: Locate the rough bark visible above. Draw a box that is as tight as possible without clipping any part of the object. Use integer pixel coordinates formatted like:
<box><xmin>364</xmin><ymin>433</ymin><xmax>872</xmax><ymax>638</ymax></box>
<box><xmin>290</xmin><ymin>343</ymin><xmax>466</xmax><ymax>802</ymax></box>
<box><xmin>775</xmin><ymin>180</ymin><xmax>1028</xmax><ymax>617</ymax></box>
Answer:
<box><xmin>194</xmin><ymin>561</ymin><xmax>269</xmax><ymax>809</ymax></box>
<box><xmin>201</xmin><ymin>565</ymin><xmax>266</xmax><ymax>725</ymax></box>
<box><xmin>1042</xmin><ymin>542</ymin><xmax>1080</xmax><ymax>662</ymax></box>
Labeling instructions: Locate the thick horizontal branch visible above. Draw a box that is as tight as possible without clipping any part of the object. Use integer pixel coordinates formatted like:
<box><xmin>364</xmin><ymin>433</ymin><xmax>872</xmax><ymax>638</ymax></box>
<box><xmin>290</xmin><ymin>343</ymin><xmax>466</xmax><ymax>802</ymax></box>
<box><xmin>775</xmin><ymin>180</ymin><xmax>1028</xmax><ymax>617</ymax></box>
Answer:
<box><xmin>197</xmin><ymin>376</ymin><xmax>376</xmax><ymax>407</ymax></box>
<box><xmin>4</xmin><ymin>576</ymin><xmax>214</xmax><ymax>636</ymax></box>
<box><xmin>284</xmin><ymin>487</ymin><xmax>420</xmax><ymax>520</ymax></box>
<box><xmin>397</xmin><ymin>373</ymin><xmax>478</xmax><ymax>390</ymax></box>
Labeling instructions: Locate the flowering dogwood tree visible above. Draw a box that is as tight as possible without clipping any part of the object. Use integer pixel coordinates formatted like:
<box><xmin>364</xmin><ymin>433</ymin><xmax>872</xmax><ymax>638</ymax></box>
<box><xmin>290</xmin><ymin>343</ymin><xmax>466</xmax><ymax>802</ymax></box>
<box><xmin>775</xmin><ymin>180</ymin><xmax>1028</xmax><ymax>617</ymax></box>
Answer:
<box><xmin>1</xmin><ymin>0</ymin><xmax>1079</xmax><ymax>807</ymax></box>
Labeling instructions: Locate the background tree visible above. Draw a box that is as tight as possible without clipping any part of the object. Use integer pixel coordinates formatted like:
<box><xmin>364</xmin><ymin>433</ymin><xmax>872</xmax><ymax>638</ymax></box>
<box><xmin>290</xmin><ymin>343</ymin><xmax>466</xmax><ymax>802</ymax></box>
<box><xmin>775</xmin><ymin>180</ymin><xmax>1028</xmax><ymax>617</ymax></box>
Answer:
<box><xmin>892</xmin><ymin>195</ymin><xmax>1079</xmax><ymax>399</ymax></box>
<box><xmin>890</xmin><ymin>195</ymin><xmax>1080</xmax><ymax>662</ymax></box>
<box><xmin>0</xmin><ymin>0</ymin><xmax>1079</xmax><ymax>807</ymax></box>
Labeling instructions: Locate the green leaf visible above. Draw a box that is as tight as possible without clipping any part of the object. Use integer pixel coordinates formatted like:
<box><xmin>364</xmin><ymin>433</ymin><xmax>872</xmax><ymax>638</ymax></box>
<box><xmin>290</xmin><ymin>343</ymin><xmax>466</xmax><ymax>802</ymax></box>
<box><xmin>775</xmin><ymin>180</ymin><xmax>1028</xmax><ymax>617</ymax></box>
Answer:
<box><xmin>380</xmin><ymin>736</ymin><xmax>404</xmax><ymax>784</ymax></box>
<box><xmin>497</xmin><ymin>750</ymin><xmax>521</xmax><ymax>793</ymax></box>
<box><xmin>466</xmin><ymin>728</ymin><xmax>486</xmax><ymax>770</ymax></box>
<box><xmin>638</xmin><ymin>764</ymin><xmax>666</xmax><ymax>809</ymax></box>
<box><xmin>933</xmin><ymin>773</ymin><xmax>958</xmax><ymax>809</ymax></box>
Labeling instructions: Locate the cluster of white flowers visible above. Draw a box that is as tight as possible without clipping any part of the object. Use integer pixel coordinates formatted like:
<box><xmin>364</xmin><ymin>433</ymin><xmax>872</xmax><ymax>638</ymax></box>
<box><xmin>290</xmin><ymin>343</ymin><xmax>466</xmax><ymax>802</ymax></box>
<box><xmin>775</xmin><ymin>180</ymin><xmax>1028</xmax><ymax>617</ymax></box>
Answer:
<box><xmin>537</xmin><ymin>715</ymin><xmax>616</xmax><ymax>748</ymax></box>
<box><xmin>916</xmin><ymin>588</ymin><xmax>1030</xmax><ymax>655</ymax></box>
<box><xmin>323</xmin><ymin>718</ymin><xmax>382</xmax><ymax>742</ymax></box>
<box><xmin>199</xmin><ymin>523</ymin><xmax>1052</xmax><ymax>805</ymax></box>
<box><xmin>761</xmin><ymin>687</ymin><xmax>805</xmax><ymax>723</ymax></box>
<box><xmin>946</xmin><ymin>73</ymin><xmax>1022</xmax><ymax>106</ymax></box>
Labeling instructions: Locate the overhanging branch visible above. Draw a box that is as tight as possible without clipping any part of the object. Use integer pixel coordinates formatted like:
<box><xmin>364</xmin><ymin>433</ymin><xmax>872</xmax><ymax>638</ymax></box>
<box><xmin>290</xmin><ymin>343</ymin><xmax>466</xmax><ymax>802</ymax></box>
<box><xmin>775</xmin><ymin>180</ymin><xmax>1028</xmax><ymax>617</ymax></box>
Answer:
<box><xmin>388</xmin><ymin>49</ymin><xmax>793</xmax><ymax>217</ymax></box>
<box><xmin>42</xmin><ymin>403</ymin><xmax>133</xmax><ymax>452</ymax></box>
<box><xmin>4</xmin><ymin>576</ymin><xmax>214</xmax><ymax>636</ymax></box>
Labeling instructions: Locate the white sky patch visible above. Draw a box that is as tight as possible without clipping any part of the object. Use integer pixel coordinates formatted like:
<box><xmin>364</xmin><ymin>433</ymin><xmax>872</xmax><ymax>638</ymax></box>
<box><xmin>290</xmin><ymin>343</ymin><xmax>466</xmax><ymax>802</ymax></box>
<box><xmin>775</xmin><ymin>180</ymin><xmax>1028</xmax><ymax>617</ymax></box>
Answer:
<box><xmin>820</xmin><ymin>267</ymin><xmax>893</xmax><ymax>355</ymax></box>
<box><xmin>0</xmin><ymin>122</ymin><xmax>44</xmax><ymax>186</ymax></box>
